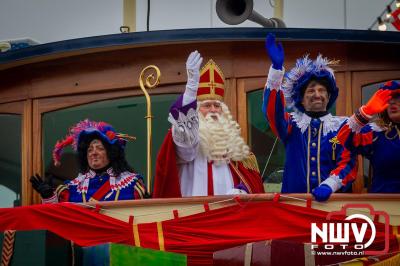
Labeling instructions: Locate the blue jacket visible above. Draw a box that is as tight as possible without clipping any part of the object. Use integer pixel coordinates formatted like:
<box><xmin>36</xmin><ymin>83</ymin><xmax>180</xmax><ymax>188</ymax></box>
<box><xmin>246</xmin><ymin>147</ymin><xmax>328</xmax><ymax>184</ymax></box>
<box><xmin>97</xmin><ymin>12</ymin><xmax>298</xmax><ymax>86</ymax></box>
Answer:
<box><xmin>339</xmin><ymin>121</ymin><xmax>400</xmax><ymax>193</ymax></box>
<box><xmin>262</xmin><ymin>67</ymin><xmax>357</xmax><ymax>193</ymax></box>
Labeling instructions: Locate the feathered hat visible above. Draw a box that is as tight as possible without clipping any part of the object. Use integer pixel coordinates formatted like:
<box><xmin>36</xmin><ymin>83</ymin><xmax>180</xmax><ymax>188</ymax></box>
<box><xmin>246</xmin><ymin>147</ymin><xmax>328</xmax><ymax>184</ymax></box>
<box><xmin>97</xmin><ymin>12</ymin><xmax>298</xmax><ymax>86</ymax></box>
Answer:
<box><xmin>197</xmin><ymin>59</ymin><xmax>225</xmax><ymax>101</ymax></box>
<box><xmin>52</xmin><ymin>119</ymin><xmax>135</xmax><ymax>166</ymax></box>
<box><xmin>282</xmin><ymin>54</ymin><xmax>339</xmax><ymax>112</ymax></box>
<box><xmin>381</xmin><ymin>80</ymin><xmax>400</xmax><ymax>94</ymax></box>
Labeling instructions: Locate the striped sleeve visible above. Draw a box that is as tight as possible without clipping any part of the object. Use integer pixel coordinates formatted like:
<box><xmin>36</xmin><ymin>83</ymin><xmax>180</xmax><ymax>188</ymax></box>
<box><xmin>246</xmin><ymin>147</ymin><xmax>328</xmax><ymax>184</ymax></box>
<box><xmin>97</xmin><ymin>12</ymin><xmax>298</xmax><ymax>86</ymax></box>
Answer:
<box><xmin>133</xmin><ymin>176</ymin><xmax>147</xmax><ymax>199</ymax></box>
<box><xmin>323</xmin><ymin>115</ymin><xmax>375</xmax><ymax>191</ymax></box>
<box><xmin>41</xmin><ymin>193</ymin><xmax>59</xmax><ymax>204</ymax></box>
<box><xmin>262</xmin><ymin>66</ymin><xmax>292</xmax><ymax>141</ymax></box>
<box><xmin>337</xmin><ymin>114</ymin><xmax>374</xmax><ymax>157</ymax></box>
<box><xmin>327</xmin><ymin>141</ymin><xmax>358</xmax><ymax>190</ymax></box>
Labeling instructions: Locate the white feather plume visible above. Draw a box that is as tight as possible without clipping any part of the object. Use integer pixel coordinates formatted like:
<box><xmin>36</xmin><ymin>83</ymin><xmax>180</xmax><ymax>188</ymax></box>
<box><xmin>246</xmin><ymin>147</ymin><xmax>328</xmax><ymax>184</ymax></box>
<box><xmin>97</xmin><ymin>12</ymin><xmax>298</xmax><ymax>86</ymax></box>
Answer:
<box><xmin>282</xmin><ymin>54</ymin><xmax>338</xmax><ymax>110</ymax></box>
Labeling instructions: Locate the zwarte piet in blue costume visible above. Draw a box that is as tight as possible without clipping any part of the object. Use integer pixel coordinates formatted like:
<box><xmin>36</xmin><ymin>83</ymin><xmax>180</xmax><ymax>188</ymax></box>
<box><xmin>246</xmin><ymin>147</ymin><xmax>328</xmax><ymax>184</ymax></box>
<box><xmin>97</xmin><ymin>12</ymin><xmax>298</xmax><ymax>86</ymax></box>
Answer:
<box><xmin>30</xmin><ymin>119</ymin><xmax>147</xmax><ymax>203</ymax></box>
<box><xmin>262</xmin><ymin>33</ymin><xmax>357</xmax><ymax>201</ymax></box>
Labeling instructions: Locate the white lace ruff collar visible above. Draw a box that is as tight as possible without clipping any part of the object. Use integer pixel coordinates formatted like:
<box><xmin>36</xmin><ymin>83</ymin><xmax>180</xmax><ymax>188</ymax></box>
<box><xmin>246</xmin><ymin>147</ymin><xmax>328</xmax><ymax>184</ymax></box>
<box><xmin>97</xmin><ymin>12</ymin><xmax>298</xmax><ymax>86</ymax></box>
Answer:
<box><xmin>291</xmin><ymin>112</ymin><xmax>347</xmax><ymax>136</ymax></box>
<box><xmin>68</xmin><ymin>168</ymin><xmax>138</xmax><ymax>194</ymax></box>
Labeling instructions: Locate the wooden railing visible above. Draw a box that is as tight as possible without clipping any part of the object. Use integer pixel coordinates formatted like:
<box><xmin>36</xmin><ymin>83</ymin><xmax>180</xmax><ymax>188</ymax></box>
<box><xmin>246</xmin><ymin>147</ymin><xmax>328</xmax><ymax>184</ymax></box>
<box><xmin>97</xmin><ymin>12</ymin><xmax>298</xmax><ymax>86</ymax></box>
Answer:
<box><xmin>85</xmin><ymin>193</ymin><xmax>400</xmax><ymax>225</ymax></box>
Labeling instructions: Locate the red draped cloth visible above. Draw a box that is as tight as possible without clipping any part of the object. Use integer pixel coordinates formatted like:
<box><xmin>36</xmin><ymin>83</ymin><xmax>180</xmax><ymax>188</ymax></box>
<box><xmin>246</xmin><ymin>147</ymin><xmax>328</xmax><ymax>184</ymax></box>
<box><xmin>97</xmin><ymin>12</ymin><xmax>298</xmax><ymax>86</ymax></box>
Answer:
<box><xmin>153</xmin><ymin>130</ymin><xmax>182</xmax><ymax>198</ymax></box>
<box><xmin>138</xmin><ymin>201</ymin><xmax>395</xmax><ymax>265</ymax></box>
<box><xmin>0</xmin><ymin>203</ymin><xmax>133</xmax><ymax>246</ymax></box>
<box><xmin>0</xmin><ymin>201</ymin><xmax>397</xmax><ymax>265</ymax></box>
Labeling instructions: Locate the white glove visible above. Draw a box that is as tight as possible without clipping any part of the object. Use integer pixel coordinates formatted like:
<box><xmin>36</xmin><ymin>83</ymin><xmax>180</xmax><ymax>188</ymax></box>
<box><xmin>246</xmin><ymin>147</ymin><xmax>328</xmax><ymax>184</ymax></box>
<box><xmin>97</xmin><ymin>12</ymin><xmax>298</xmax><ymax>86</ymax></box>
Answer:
<box><xmin>227</xmin><ymin>188</ymin><xmax>248</xmax><ymax>195</ymax></box>
<box><xmin>183</xmin><ymin>50</ymin><xmax>203</xmax><ymax>105</ymax></box>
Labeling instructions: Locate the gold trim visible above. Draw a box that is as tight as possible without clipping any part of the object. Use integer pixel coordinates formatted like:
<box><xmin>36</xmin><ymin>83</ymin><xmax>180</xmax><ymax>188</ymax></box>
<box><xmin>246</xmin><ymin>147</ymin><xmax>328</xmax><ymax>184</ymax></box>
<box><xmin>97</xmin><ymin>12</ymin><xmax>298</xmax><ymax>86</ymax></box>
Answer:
<box><xmin>133</xmin><ymin>224</ymin><xmax>141</xmax><ymax>247</ymax></box>
<box><xmin>136</xmin><ymin>180</ymin><xmax>146</xmax><ymax>195</ymax></box>
<box><xmin>197</xmin><ymin>94</ymin><xmax>224</xmax><ymax>102</ymax></box>
<box><xmin>317</xmin><ymin>123</ymin><xmax>322</xmax><ymax>185</ymax></box>
<box><xmin>229</xmin><ymin>162</ymin><xmax>253</xmax><ymax>194</ymax></box>
<box><xmin>55</xmin><ymin>184</ymin><xmax>68</xmax><ymax>197</ymax></box>
<box><xmin>329</xmin><ymin>136</ymin><xmax>339</xmax><ymax>161</ymax></box>
<box><xmin>307</xmin><ymin>127</ymin><xmax>311</xmax><ymax>193</ymax></box>
<box><xmin>198</xmin><ymin>82</ymin><xmax>224</xmax><ymax>88</ymax></box>
<box><xmin>242</xmin><ymin>152</ymin><xmax>260</xmax><ymax>173</ymax></box>
<box><xmin>157</xmin><ymin>222</ymin><xmax>165</xmax><ymax>251</ymax></box>
<box><xmin>210</xmin><ymin>62</ymin><xmax>215</xmax><ymax>96</ymax></box>
<box><xmin>114</xmin><ymin>189</ymin><xmax>120</xmax><ymax>201</ymax></box>
<box><xmin>82</xmin><ymin>192</ymin><xmax>86</xmax><ymax>203</ymax></box>
<box><xmin>134</xmin><ymin>186</ymin><xmax>144</xmax><ymax>199</ymax></box>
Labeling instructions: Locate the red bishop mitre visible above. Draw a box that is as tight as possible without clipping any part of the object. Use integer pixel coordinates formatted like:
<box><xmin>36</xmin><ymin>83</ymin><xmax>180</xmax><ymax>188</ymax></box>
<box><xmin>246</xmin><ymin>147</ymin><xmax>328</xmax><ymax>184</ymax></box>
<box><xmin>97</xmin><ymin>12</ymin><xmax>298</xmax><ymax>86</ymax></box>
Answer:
<box><xmin>197</xmin><ymin>59</ymin><xmax>225</xmax><ymax>101</ymax></box>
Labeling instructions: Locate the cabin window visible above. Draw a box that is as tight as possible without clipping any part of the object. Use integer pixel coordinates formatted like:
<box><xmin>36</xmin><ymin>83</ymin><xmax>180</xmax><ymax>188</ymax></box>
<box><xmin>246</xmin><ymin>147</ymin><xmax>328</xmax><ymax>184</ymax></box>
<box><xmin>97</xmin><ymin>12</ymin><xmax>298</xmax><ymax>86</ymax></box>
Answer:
<box><xmin>247</xmin><ymin>89</ymin><xmax>286</xmax><ymax>192</ymax></box>
<box><xmin>0</xmin><ymin>114</ymin><xmax>22</xmax><ymax>207</ymax></box>
<box><xmin>41</xmin><ymin>94</ymin><xmax>179</xmax><ymax>190</ymax></box>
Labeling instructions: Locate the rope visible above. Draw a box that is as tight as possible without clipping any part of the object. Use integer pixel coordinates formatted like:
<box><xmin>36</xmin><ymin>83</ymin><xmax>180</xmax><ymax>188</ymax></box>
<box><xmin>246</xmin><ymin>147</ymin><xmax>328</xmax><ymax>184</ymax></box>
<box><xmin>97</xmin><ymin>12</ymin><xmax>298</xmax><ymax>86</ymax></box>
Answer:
<box><xmin>261</xmin><ymin>136</ymin><xmax>279</xmax><ymax>178</ymax></box>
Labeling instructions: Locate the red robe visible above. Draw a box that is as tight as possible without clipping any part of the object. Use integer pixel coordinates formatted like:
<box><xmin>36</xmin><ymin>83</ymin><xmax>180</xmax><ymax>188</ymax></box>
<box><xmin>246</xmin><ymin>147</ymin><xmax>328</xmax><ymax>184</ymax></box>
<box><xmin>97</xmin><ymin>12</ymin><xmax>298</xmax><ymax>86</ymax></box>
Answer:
<box><xmin>153</xmin><ymin>130</ymin><xmax>265</xmax><ymax>198</ymax></box>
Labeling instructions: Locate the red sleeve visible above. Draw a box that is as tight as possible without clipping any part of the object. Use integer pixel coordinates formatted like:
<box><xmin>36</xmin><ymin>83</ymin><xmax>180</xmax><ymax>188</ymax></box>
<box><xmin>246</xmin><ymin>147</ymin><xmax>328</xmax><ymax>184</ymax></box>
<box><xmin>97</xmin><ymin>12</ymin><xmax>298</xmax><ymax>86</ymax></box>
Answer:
<box><xmin>133</xmin><ymin>178</ymin><xmax>147</xmax><ymax>199</ymax></box>
<box><xmin>58</xmin><ymin>189</ymin><xmax>70</xmax><ymax>202</ymax></box>
<box><xmin>263</xmin><ymin>88</ymin><xmax>292</xmax><ymax>141</ymax></box>
<box><xmin>231</xmin><ymin>162</ymin><xmax>265</xmax><ymax>194</ymax></box>
<box><xmin>153</xmin><ymin>130</ymin><xmax>182</xmax><ymax>198</ymax></box>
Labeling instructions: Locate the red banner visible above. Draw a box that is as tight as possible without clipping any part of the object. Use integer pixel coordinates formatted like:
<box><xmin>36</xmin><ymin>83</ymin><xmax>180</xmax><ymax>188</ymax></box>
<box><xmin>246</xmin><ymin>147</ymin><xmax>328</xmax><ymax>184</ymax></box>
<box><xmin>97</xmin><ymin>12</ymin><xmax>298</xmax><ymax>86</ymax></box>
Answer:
<box><xmin>0</xmin><ymin>201</ymin><xmax>398</xmax><ymax>265</ymax></box>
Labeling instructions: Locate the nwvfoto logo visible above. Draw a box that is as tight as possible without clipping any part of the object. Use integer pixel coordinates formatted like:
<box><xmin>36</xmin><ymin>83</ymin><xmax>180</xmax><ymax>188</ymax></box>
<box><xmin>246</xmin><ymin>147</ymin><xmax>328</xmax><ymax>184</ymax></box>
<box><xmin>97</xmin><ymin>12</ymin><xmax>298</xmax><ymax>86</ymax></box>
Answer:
<box><xmin>311</xmin><ymin>213</ymin><xmax>375</xmax><ymax>249</ymax></box>
<box><xmin>310</xmin><ymin>204</ymin><xmax>390</xmax><ymax>255</ymax></box>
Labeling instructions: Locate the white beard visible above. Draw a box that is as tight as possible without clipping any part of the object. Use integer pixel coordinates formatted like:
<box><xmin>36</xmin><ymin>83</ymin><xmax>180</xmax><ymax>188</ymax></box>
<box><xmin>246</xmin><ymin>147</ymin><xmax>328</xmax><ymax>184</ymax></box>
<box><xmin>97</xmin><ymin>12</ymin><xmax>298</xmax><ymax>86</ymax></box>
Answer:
<box><xmin>198</xmin><ymin>102</ymin><xmax>250</xmax><ymax>165</ymax></box>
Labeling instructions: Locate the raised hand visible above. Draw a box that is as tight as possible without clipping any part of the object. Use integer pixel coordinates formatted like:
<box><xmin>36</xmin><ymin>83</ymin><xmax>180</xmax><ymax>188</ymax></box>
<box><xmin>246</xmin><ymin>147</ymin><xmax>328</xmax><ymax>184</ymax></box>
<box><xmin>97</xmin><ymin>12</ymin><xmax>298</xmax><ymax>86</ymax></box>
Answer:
<box><xmin>265</xmin><ymin>33</ymin><xmax>284</xmax><ymax>70</ymax></box>
<box><xmin>30</xmin><ymin>174</ymin><xmax>54</xmax><ymax>199</ymax></box>
<box><xmin>186</xmin><ymin>50</ymin><xmax>203</xmax><ymax>92</ymax></box>
<box><xmin>312</xmin><ymin>184</ymin><xmax>333</xmax><ymax>202</ymax></box>
<box><xmin>362</xmin><ymin>89</ymin><xmax>392</xmax><ymax>116</ymax></box>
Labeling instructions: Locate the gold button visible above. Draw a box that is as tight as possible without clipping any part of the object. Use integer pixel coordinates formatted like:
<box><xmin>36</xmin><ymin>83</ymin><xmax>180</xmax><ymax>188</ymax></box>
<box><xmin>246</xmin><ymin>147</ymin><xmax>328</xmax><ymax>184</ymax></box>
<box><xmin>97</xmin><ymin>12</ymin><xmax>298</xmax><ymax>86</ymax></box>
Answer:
<box><xmin>311</xmin><ymin>157</ymin><xmax>316</xmax><ymax>161</ymax></box>
<box><xmin>312</xmin><ymin>143</ymin><xmax>316</xmax><ymax>147</ymax></box>
<box><xmin>312</xmin><ymin>171</ymin><xmax>316</xmax><ymax>176</ymax></box>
